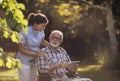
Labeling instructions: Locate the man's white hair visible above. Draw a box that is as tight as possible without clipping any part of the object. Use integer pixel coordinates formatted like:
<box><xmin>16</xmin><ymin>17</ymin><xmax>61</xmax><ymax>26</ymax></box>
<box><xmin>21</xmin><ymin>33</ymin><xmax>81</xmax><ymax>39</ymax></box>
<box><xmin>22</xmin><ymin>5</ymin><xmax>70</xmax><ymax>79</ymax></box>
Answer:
<box><xmin>50</xmin><ymin>30</ymin><xmax>63</xmax><ymax>40</ymax></box>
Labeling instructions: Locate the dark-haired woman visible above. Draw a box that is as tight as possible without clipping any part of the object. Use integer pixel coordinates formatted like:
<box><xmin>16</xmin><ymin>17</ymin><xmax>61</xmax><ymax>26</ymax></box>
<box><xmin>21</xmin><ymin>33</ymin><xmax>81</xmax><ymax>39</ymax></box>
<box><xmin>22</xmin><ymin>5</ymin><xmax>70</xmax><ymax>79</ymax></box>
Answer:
<box><xmin>17</xmin><ymin>13</ymin><xmax>49</xmax><ymax>81</ymax></box>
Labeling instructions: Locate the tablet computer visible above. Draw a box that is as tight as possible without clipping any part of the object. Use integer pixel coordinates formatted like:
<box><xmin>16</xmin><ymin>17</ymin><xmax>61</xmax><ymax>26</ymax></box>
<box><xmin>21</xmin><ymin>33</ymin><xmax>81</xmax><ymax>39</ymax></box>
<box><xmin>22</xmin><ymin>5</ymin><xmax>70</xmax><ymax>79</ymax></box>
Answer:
<box><xmin>71</xmin><ymin>61</ymin><xmax>80</xmax><ymax>64</ymax></box>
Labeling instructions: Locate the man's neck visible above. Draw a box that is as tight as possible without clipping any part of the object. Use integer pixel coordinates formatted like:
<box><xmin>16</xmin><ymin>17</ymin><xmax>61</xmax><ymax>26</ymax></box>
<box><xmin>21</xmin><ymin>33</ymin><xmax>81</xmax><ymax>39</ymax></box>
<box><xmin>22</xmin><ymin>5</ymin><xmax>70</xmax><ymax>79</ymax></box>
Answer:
<box><xmin>49</xmin><ymin>45</ymin><xmax>59</xmax><ymax>52</ymax></box>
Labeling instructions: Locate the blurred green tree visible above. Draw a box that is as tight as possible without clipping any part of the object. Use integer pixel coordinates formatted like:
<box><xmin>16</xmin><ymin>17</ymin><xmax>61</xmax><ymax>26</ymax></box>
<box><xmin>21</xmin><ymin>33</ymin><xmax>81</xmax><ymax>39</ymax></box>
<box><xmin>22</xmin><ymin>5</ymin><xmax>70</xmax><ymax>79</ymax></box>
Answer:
<box><xmin>0</xmin><ymin>0</ymin><xmax>27</xmax><ymax>69</ymax></box>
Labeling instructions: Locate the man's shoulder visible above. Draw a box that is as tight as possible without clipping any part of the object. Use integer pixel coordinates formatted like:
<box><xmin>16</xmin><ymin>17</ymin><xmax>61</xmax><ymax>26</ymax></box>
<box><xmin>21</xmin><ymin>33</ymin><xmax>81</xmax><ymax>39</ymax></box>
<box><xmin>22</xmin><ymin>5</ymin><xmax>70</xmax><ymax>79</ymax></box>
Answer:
<box><xmin>58</xmin><ymin>47</ymin><xmax>66</xmax><ymax>52</ymax></box>
<box><xmin>41</xmin><ymin>47</ymin><xmax>51</xmax><ymax>53</ymax></box>
<box><xmin>41</xmin><ymin>47</ymin><xmax>48</xmax><ymax>51</ymax></box>
<box><xmin>41</xmin><ymin>46</ymin><xmax>67</xmax><ymax>52</ymax></box>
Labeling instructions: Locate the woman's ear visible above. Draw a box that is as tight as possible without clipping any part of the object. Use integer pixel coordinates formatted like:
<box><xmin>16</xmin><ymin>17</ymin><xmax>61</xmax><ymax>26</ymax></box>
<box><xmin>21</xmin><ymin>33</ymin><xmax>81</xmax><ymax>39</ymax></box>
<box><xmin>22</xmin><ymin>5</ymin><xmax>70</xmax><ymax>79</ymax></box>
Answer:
<box><xmin>33</xmin><ymin>23</ymin><xmax>37</xmax><ymax>30</ymax></box>
<box><xmin>34</xmin><ymin>23</ymin><xmax>38</xmax><ymax>27</ymax></box>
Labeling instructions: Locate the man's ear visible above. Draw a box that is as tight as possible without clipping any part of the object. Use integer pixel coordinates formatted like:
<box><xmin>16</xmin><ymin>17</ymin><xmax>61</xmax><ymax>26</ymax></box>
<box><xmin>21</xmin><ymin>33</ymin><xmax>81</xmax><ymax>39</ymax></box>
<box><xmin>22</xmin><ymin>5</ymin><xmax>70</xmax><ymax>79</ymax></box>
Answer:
<box><xmin>60</xmin><ymin>40</ymin><xmax>63</xmax><ymax>44</ymax></box>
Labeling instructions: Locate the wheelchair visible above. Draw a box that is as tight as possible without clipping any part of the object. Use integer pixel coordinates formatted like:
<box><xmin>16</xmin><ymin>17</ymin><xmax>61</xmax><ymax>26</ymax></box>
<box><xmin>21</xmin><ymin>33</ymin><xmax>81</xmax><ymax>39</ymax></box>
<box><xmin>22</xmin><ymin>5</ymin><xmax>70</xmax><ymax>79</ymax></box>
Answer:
<box><xmin>37</xmin><ymin>71</ymin><xmax>92</xmax><ymax>81</ymax></box>
<box><xmin>36</xmin><ymin>61</ymin><xmax>92</xmax><ymax>81</ymax></box>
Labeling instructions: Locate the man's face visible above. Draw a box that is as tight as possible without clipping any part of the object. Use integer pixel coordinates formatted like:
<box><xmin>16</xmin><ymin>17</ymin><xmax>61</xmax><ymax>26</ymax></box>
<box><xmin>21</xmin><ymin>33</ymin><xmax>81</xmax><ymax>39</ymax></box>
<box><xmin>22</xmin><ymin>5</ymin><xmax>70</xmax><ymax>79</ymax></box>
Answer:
<box><xmin>49</xmin><ymin>33</ymin><xmax>63</xmax><ymax>48</ymax></box>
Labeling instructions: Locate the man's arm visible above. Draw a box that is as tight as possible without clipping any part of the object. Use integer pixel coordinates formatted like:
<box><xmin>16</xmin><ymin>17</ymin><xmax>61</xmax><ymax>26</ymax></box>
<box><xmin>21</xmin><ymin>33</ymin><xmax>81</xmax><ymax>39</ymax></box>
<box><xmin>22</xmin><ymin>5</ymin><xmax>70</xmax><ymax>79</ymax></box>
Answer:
<box><xmin>66</xmin><ymin>62</ymin><xmax>79</xmax><ymax>72</ymax></box>
<box><xmin>48</xmin><ymin>62</ymin><xmax>69</xmax><ymax>72</ymax></box>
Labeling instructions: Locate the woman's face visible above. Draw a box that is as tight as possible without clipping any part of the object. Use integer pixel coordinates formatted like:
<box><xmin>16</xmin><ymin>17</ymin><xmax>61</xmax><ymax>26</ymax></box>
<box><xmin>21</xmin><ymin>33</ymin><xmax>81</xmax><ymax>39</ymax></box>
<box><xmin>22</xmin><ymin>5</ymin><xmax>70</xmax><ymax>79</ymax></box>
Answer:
<box><xmin>34</xmin><ymin>23</ymin><xmax>47</xmax><ymax>31</ymax></box>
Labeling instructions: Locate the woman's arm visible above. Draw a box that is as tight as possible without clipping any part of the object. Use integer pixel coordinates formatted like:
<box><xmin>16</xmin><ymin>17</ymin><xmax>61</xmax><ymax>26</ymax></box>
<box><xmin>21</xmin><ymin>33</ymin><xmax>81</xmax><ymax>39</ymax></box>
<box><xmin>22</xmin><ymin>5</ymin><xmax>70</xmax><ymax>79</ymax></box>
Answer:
<box><xmin>41</xmin><ymin>39</ymin><xmax>50</xmax><ymax>47</ymax></box>
<box><xmin>19</xmin><ymin>43</ymin><xmax>44</xmax><ymax>57</ymax></box>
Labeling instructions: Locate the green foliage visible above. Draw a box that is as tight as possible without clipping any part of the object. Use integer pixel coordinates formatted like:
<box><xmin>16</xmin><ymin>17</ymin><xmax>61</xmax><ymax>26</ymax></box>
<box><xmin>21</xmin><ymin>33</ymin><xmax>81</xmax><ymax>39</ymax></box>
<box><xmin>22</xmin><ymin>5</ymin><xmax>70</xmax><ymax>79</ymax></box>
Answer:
<box><xmin>0</xmin><ymin>0</ymin><xmax>28</xmax><ymax>44</ymax></box>
<box><xmin>54</xmin><ymin>2</ymin><xmax>82</xmax><ymax>23</ymax></box>
<box><xmin>0</xmin><ymin>0</ymin><xmax>26</xmax><ymax>69</ymax></box>
<box><xmin>0</xmin><ymin>18</ymin><xmax>22</xmax><ymax>43</ymax></box>
<box><xmin>0</xmin><ymin>47</ymin><xmax>21</xmax><ymax>69</ymax></box>
<box><xmin>37</xmin><ymin>0</ymin><xmax>91</xmax><ymax>24</ymax></box>
<box><xmin>3</xmin><ymin>0</ymin><xmax>28</xmax><ymax>31</ymax></box>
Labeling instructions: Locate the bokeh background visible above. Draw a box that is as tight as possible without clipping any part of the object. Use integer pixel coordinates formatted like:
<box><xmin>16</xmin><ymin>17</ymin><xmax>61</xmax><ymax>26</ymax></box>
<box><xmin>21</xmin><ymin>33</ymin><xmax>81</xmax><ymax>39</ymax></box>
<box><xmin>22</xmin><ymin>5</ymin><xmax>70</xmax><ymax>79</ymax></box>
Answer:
<box><xmin>0</xmin><ymin>0</ymin><xmax>120</xmax><ymax>81</ymax></box>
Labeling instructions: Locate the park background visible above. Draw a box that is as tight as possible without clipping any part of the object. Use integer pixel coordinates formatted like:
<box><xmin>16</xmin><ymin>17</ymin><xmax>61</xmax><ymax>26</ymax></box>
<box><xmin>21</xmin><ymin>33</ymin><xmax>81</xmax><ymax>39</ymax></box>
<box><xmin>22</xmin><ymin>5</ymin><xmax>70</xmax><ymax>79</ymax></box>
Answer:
<box><xmin>0</xmin><ymin>0</ymin><xmax>120</xmax><ymax>81</ymax></box>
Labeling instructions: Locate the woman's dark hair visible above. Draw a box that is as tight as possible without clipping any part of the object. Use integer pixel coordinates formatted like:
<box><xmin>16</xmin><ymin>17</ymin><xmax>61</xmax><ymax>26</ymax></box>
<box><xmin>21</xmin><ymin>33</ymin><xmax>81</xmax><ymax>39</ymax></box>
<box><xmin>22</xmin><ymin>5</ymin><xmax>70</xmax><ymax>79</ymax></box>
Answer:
<box><xmin>27</xmin><ymin>13</ymin><xmax>49</xmax><ymax>26</ymax></box>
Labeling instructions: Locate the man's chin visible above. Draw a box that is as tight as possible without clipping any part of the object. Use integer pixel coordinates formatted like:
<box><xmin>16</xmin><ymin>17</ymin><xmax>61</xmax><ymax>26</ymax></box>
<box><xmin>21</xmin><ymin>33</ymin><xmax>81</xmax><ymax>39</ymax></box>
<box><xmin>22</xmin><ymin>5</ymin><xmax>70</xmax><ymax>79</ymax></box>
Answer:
<box><xmin>51</xmin><ymin>45</ymin><xmax>58</xmax><ymax>48</ymax></box>
<box><xmin>50</xmin><ymin>44</ymin><xmax>59</xmax><ymax>48</ymax></box>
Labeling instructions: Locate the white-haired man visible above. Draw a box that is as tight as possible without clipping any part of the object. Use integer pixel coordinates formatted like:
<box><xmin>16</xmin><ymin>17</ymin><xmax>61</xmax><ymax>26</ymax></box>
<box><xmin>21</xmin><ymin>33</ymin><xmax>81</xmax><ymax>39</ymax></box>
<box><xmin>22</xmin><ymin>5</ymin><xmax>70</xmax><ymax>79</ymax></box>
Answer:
<box><xmin>37</xmin><ymin>30</ymin><xmax>78</xmax><ymax>81</ymax></box>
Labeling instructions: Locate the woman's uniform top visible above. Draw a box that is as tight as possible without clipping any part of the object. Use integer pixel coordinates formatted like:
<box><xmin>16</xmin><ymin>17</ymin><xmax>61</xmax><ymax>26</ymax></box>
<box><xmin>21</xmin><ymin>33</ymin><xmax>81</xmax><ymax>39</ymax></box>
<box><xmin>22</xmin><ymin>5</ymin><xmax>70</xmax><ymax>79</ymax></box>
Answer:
<box><xmin>17</xmin><ymin>25</ymin><xmax>45</xmax><ymax>65</ymax></box>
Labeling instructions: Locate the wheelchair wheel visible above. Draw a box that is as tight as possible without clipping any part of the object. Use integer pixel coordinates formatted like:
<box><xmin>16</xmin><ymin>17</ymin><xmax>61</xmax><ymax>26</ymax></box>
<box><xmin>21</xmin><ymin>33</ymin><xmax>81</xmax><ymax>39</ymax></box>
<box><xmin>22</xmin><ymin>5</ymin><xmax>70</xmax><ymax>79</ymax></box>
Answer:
<box><xmin>37</xmin><ymin>73</ymin><xmax>52</xmax><ymax>81</ymax></box>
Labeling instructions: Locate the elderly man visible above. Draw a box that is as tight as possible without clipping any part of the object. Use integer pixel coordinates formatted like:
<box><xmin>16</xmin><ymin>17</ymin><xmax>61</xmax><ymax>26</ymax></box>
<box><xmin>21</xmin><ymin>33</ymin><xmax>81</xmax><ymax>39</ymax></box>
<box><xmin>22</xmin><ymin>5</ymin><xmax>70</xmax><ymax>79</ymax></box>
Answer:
<box><xmin>37</xmin><ymin>30</ymin><xmax>78</xmax><ymax>81</ymax></box>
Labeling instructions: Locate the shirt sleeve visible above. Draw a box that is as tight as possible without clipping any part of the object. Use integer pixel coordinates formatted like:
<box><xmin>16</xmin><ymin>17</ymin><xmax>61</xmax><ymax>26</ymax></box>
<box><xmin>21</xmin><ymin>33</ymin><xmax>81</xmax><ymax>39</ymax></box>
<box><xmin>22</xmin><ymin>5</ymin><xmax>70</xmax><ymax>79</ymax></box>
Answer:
<box><xmin>65</xmin><ymin>50</ymin><xmax>72</xmax><ymax>63</ymax></box>
<box><xmin>38</xmin><ymin>49</ymin><xmax>50</xmax><ymax>72</ymax></box>
<box><xmin>60</xmin><ymin>47</ymin><xmax>72</xmax><ymax>63</ymax></box>
<box><xmin>19</xmin><ymin>31</ymin><xmax>27</xmax><ymax>44</ymax></box>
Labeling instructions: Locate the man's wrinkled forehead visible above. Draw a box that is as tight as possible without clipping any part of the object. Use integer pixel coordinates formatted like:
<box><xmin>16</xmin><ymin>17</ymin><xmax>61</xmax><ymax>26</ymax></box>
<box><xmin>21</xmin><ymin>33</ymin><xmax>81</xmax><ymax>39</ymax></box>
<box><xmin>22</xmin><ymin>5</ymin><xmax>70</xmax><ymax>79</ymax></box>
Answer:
<box><xmin>50</xmin><ymin>30</ymin><xmax>63</xmax><ymax>40</ymax></box>
<box><xmin>52</xmin><ymin>32</ymin><xmax>60</xmax><ymax>37</ymax></box>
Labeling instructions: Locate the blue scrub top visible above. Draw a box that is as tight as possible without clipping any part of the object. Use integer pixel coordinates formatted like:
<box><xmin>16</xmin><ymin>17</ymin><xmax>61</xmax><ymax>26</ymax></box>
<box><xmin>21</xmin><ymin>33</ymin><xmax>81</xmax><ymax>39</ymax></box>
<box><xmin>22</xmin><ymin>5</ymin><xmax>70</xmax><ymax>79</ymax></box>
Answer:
<box><xmin>17</xmin><ymin>26</ymin><xmax>45</xmax><ymax>65</ymax></box>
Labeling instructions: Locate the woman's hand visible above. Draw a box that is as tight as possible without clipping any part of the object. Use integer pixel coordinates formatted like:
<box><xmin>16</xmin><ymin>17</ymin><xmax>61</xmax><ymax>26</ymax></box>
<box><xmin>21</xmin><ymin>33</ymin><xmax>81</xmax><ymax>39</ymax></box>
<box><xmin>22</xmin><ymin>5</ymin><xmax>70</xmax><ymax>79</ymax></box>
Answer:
<box><xmin>36</xmin><ymin>50</ymin><xmax>44</xmax><ymax>57</ymax></box>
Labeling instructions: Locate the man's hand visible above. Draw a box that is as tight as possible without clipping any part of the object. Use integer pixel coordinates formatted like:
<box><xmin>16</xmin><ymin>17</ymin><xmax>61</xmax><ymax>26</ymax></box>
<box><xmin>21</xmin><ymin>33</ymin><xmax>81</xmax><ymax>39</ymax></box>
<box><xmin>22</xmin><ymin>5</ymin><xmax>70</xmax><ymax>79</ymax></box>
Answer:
<box><xmin>67</xmin><ymin>63</ymin><xmax>79</xmax><ymax>72</ymax></box>
<box><xmin>59</xmin><ymin>62</ymin><xmax>69</xmax><ymax>68</ymax></box>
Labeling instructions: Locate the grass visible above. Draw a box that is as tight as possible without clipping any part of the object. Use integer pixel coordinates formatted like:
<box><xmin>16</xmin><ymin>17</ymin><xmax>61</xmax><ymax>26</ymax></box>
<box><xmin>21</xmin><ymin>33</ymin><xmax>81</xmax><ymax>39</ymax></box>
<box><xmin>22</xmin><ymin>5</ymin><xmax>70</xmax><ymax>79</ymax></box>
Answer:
<box><xmin>79</xmin><ymin>68</ymin><xmax>120</xmax><ymax>81</ymax></box>
<box><xmin>77</xmin><ymin>65</ymin><xmax>120</xmax><ymax>81</ymax></box>
<box><xmin>0</xmin><ymin>65</ymin><xmax>120</xmax><ymax>81</ymax></box>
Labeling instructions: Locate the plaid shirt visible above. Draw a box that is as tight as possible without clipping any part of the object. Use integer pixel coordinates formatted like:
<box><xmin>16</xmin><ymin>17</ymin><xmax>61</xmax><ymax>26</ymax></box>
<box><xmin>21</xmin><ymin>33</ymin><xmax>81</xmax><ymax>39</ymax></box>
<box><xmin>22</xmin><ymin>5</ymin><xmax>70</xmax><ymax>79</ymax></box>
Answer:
<box><xmin>37</xmin><ymin>46</ymin><xmax>71</xmax><ymax>74</ymax></box>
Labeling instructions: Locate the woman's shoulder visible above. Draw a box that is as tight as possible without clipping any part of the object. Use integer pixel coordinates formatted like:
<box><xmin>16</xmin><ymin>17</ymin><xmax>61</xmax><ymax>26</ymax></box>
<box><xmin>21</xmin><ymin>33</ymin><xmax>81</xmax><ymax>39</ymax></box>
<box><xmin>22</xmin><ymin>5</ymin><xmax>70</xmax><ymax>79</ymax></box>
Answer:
<box><xmin>19</xmin><ymin>26</ymin><xmax>30</xmax><ymax>34</ymax></box>
<box><xmin>19</xmin><ymin>30</ymin><xmax>27</xmax><ymax>36</ymax></box>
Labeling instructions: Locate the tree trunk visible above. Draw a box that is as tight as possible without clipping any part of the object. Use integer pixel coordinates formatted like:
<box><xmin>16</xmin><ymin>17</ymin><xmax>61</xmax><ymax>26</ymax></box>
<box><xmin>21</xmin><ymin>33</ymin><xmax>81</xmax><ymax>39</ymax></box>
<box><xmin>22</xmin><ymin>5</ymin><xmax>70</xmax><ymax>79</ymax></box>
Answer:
<box><xmin>105</xmin><ymin>0</ymin><xmax>118</xmax><ymax>62</ymax></box>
